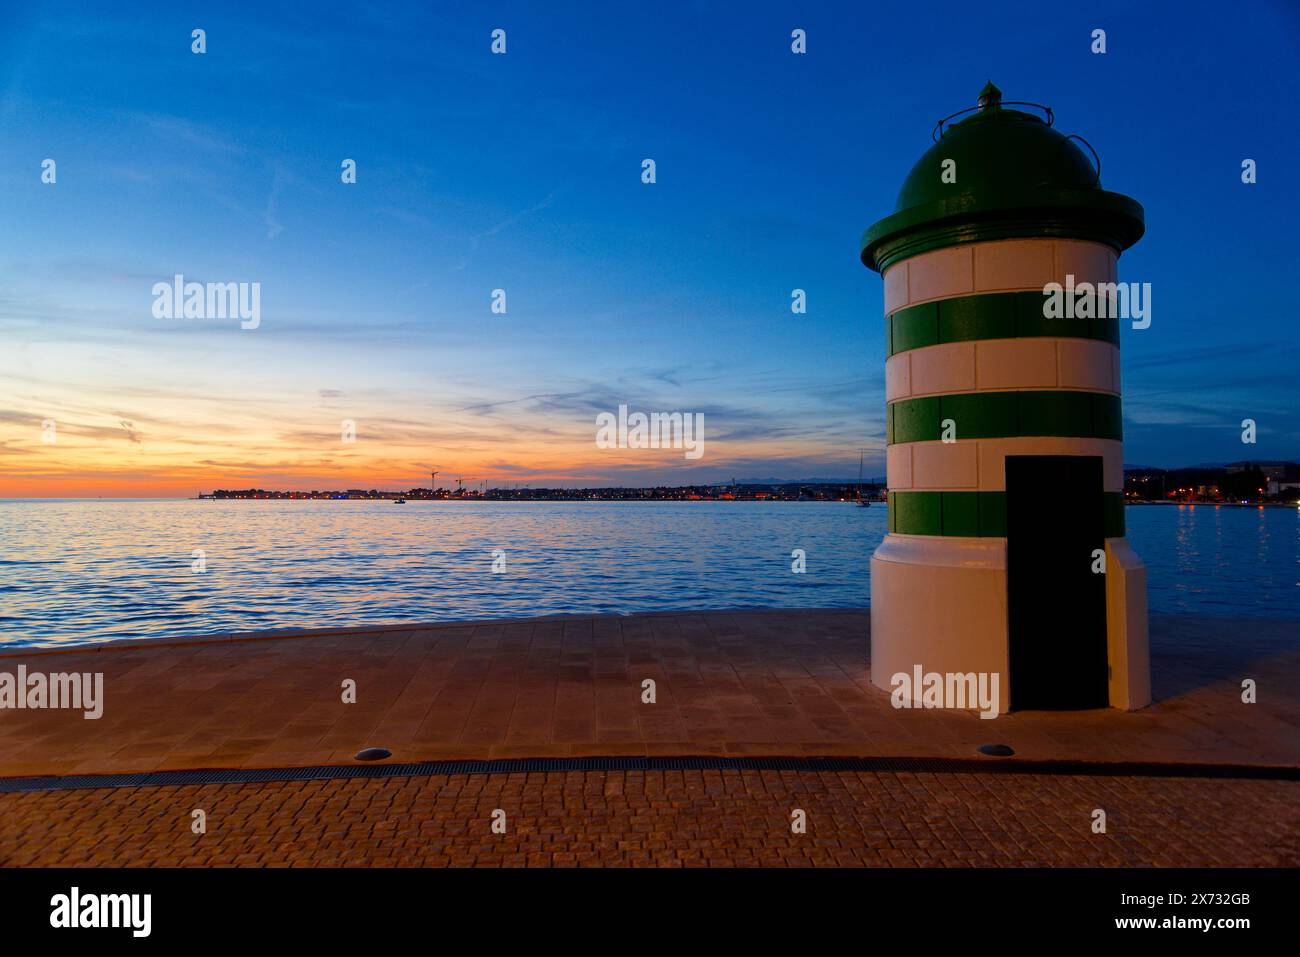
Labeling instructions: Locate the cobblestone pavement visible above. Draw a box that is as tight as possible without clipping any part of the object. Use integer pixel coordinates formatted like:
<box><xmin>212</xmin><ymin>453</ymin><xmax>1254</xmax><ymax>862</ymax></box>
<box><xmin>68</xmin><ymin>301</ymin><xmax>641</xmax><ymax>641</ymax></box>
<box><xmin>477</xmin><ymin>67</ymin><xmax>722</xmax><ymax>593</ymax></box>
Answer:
<box><xmin>4</xmin><ymin>769</ymin><xmax>1297</xmax><ymax>867</ymax></box>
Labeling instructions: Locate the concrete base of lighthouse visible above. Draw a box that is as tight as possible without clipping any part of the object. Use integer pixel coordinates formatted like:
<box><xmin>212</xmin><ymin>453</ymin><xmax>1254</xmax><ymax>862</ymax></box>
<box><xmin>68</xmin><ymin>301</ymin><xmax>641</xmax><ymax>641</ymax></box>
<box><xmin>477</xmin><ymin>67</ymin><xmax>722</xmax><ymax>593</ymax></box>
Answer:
<box><xmin>870</xmin><ymin>534</ymin><xmax>1151</xmax><ymax>714</ymax></box>
<box><xmin>1102</xmin><ymin>538</ymin><xmax>1151</xmax><ymax>710</ymax></box>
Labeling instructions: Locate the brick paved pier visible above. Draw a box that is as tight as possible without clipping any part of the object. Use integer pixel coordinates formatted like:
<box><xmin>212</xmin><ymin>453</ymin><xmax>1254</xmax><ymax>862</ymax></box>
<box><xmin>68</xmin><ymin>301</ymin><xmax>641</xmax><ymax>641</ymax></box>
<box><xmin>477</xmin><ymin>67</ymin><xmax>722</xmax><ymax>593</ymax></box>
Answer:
<box><xmin>2</xmin><ymin>609</ymin><xmax>1297</xmax><ymax>866</ymax></box>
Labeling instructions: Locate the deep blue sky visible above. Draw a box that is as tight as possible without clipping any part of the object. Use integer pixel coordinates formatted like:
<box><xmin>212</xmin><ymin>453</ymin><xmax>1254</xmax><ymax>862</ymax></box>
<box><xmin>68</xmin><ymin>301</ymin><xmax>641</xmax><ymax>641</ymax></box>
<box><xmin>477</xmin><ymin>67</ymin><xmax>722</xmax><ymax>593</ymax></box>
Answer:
<box><xmin>1</xmin><ymin>1</ymin><xmax>1297</xmax><ymax>493</ymax></box>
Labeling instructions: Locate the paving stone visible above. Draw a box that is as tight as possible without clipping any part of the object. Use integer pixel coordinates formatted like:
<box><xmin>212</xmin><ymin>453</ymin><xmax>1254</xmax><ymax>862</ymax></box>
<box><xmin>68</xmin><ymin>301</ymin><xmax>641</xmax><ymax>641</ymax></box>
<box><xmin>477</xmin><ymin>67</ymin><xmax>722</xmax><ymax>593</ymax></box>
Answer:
<box><xmin>4</xmin><ymin>610</ymin><xmax>1296</xmax><ymax>776</ymax></box>
<box><xmin>1</xmin><ymin>769</ymin><xmax>1295</xmax><ymax>867</ymax></box>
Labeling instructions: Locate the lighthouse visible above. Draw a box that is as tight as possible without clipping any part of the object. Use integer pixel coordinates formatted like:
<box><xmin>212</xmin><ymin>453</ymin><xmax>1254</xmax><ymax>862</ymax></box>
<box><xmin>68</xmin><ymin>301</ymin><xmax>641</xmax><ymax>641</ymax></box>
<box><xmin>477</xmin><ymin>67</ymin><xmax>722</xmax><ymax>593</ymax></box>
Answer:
<box><xmin>860</xmin><ymin>83</ymin><xmax>1150</xmax><ymax>713</ymax></box>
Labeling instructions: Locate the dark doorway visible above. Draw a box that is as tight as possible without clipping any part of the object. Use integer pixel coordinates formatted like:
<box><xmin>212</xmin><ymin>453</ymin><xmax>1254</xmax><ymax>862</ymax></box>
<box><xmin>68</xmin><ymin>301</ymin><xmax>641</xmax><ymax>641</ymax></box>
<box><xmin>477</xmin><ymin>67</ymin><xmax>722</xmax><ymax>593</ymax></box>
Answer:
<box><xmin>1006</xmin><ymin>455</ymin><xmax>1108</xmax><ymax>710</ymax></box>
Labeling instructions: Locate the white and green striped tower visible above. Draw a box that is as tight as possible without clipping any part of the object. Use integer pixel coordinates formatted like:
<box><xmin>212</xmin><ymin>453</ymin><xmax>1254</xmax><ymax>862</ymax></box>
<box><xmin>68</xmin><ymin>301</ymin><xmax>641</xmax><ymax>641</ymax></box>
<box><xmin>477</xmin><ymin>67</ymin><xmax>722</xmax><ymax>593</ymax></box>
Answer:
<box><xmin>861</xmin><ymin>83</ymin><xmax>1150</xmax><ymax>713</ymax></box>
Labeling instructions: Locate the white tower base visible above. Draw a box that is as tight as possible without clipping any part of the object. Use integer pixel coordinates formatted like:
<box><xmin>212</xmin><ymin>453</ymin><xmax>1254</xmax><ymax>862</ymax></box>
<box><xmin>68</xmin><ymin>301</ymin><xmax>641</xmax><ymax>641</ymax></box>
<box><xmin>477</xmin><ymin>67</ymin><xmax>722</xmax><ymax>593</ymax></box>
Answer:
<box><xmin>870</xmin><ymin>534</ymin><xmax>1151</xmax><ymax>714</ymax></box>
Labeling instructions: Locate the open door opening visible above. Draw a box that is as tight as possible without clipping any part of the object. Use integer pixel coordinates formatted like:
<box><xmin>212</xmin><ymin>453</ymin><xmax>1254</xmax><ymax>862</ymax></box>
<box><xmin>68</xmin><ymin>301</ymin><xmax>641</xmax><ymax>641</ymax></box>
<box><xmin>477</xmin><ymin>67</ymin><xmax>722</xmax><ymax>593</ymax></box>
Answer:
<box><xmin>1006</xmin><ymin>455</ymin><xmax>1109</xmax><ymax>710</ymax></box>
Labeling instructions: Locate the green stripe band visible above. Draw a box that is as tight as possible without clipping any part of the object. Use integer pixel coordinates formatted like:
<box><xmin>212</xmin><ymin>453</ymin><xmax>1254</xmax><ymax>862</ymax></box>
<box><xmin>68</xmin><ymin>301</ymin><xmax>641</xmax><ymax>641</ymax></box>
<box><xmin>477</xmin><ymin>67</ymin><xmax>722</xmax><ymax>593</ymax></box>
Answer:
<box><xmin>887</xmin><ymin>391</ymin><xmax>1121</xmax><ymax>445</ymax></box>
<box><xmin>887</xmin><ymin>490</ymin><xmax>1126</xmax><ymax>538</ymax></box>
<box><xmin>887</xmin><ymin>291</ymin><xmax>1121</xmax><ymax>357</ymax></box>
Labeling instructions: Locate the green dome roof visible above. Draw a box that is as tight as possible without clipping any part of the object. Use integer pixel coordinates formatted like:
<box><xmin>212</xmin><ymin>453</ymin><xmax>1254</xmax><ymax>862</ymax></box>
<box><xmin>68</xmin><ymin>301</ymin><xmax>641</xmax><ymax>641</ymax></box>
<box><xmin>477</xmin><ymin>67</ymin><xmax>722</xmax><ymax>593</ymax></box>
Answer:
<box><xmin>861</xmin><ymin>83</ymin><xmax>1144</xmax><ymax>272</ymax></box>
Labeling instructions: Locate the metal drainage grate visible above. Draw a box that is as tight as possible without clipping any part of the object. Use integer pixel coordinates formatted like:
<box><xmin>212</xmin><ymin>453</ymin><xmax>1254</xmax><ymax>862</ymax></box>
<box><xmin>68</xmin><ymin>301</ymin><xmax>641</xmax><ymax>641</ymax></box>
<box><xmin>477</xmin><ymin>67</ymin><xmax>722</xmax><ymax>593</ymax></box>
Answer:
<box><xmin>1</xmin><ymin>754</ymin><xmax>1297</xmax><ymax>793</ymax></box>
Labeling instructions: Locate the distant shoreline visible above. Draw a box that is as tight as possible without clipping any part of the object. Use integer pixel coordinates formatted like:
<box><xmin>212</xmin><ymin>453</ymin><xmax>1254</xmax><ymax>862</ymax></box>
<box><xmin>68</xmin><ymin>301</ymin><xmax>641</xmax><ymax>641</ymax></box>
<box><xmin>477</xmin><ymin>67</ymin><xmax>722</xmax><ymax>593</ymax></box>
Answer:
<box><xmin>1</xmin><ymin>495</ymin><xmax>878</xmax><ymax>504</ymax></box>
<box><xmin>3</xmin><ymin>497</ymin><xmax>1295</xmax><ymax>508</ymax></box>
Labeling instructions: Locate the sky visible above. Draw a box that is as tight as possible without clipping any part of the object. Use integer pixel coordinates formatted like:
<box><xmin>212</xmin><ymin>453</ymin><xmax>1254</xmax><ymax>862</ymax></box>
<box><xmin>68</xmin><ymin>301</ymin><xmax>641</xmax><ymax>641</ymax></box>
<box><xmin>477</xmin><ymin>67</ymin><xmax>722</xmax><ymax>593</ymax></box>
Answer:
<box><xmin>1</xmin><ymin>0</ymin><xmax>1297</xmax><ymax>497</ymax></box>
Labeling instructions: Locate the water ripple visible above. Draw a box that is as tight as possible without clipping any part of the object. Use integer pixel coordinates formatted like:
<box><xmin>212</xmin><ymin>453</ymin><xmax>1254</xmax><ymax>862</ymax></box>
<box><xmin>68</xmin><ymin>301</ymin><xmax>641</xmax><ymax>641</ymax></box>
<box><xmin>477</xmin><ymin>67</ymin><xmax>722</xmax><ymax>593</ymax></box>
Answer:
<box><xmin>0</xmin><ymin>500</ymin><xmax>1296</xmax><ymax>647</ymax></box>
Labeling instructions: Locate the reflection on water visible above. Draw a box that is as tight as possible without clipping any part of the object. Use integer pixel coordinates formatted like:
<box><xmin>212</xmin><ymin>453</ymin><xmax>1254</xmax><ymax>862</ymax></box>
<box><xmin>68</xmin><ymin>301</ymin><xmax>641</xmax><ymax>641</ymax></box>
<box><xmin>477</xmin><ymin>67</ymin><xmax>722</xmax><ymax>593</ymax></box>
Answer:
<box><xmin>0</xmin><ymin>500</ymin><xmax>1295</xmax><ymax>647</ymax></box>
<box><xmin>1131</xmin><ymin>503</ymin><xmax>1299</xmax><ymax>621</ymax></box>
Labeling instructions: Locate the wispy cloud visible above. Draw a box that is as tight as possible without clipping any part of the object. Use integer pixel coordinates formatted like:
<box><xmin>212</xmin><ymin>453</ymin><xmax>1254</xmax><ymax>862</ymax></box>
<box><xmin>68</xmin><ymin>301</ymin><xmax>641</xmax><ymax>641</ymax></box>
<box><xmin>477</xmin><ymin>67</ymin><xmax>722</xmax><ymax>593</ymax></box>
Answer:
<box><xmin>264</xmin><ymin>171</ymin><xmax>285</xmax><ymax>240</ymax></box>
<box><xmin>116</xmin><ymin>418</ymin><xmax>141</xmax><ymax>444</ymax></box>
<box><xmin>454</xmin><ymin>189</ymin><xmax>560</xmax><ymax>269</ymax></box>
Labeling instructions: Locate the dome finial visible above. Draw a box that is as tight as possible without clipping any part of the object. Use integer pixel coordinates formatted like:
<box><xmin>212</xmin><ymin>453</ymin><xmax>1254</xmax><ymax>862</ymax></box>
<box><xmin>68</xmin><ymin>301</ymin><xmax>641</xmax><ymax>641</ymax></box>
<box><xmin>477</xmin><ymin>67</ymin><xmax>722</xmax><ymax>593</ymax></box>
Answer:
<box><xmin>978</xmin><ymin>80</ymin><xmax>1002</xmax><ymax>110</ymax></box>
